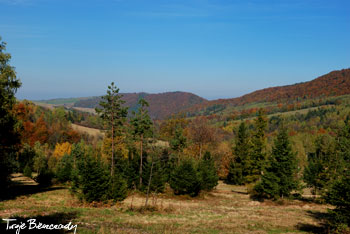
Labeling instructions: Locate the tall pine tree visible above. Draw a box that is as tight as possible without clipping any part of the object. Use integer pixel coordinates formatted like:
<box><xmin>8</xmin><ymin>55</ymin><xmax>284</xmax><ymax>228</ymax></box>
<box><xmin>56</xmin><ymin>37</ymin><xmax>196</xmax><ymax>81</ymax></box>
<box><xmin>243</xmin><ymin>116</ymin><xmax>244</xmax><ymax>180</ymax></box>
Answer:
<box><xmin>249</xmin><ymin>109</ymin><xmax>267</xmax><ymax>183</ymax></box>
<box><xmin>226</xmin><ymin>122</ymin><xmax>252</xmax><ymax>185</ymax></box>
<box><xmin>96</xmin><ymin>82</ymin><xmax>128</xmax><ymax>177</ymax></box>
<box><xmin>130</xmin><ymin>98</ymin><xmax>153</xmax><ymax>188</ymax></box>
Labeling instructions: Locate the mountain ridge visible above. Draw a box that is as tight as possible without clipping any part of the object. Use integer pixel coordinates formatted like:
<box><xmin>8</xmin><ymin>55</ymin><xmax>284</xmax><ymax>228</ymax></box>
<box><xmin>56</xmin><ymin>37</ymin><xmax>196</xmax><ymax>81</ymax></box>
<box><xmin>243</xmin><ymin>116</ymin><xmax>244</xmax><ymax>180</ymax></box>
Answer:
<box><xmin>184</xmin><ymin>68</ymin><xmax>350</xmax><ymax>115</ymax></box>
<box><xmin>34</xmin><ymin>68</ymin><xmax>350</xmax><ymax>119</ymax></box>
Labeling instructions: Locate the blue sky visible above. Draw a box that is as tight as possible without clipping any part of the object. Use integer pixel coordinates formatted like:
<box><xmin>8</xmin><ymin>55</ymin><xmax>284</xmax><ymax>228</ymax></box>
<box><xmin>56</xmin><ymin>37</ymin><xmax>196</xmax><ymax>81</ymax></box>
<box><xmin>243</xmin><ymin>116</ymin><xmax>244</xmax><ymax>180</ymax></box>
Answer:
<box><xmin>1</xmin><ymin>0</ymin><xmax>349</xmax><ymax>100</ymax></box>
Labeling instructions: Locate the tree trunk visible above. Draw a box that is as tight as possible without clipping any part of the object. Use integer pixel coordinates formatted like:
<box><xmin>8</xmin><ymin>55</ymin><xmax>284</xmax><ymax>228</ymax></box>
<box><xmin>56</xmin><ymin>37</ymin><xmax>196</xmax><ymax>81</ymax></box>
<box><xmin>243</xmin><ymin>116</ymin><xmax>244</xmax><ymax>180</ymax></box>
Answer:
<box><xmin>145</xmin><ymin>157</ymin><xmax>154</xmax><ymax>207</ymax></box>
<box><xmin>111</xmin><ymin>98</ymin><xmax>115</xmax><ymax>178</ymax></box>
<box><xmin>139</xmin><ymin>134</ymin><xmax>143</xmax><ymax>187</ymax></box>
<box><xmin>111</xmin><ymin>123</ymin><xmax>114</xmax><ymax>177</ymax></box>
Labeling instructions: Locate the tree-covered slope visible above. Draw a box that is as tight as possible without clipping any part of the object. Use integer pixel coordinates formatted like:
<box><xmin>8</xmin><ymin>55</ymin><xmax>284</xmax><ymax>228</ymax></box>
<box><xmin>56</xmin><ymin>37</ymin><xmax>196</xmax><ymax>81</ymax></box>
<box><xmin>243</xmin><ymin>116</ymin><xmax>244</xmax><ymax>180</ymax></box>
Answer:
<box><xmin>73</xmin><ymin>91</ymin><xmax>207</xmax><ymax>119</ymax></box>
<box><xmin>186</xmin><ymin>68</ymin><xmax>350</xmax><ymax>116</ymax></box>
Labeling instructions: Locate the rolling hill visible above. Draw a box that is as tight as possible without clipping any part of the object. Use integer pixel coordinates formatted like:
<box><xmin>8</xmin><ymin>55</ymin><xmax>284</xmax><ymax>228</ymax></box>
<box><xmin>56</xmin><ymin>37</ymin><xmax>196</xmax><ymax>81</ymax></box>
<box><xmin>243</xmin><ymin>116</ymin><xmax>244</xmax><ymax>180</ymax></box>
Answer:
<box><xmin>72</xmin><ymin>91</ymin><xmax>207</xmax><ymax>119</ymax></box>
<box><xmin>185</xmin><ymin>68</ymin><xmax>350</xmax><ymax>116</ymax></box>
<box><xmin>34</xmin><ymin>68</ymin><xmax>350</xmax><ymax>119</ymax></box>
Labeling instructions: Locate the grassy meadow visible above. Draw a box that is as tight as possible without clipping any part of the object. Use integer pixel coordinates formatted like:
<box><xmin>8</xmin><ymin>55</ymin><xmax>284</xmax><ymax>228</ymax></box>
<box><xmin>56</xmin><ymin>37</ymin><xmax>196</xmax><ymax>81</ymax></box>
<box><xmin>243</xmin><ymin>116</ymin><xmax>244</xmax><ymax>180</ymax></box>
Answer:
<box><xmin>1</xmin><ymin>175</ymin><xmax>329</xmax><ymax>234</ymax></box>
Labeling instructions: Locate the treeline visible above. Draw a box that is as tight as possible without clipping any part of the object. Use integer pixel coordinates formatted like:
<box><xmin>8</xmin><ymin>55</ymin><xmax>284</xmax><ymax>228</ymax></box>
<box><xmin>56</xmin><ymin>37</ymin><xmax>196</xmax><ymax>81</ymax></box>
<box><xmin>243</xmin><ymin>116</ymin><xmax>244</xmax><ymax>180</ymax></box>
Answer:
<box><xmin>186</xmin><ymin>68</ymin><xmax>350</xmax><ymax>117</ymax></box>
<box><xmin>188</xmin><ymin>93</ymin><xmax>342</xmax><ymax>125</ymax></box>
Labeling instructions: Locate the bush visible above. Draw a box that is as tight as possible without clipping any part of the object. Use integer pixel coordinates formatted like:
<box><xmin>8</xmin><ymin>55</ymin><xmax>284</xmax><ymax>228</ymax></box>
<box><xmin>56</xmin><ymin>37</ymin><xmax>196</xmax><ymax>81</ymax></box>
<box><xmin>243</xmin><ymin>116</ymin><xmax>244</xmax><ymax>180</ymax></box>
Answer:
<box><xmin>56</xmin><ymin>154</ymin><xmax>73</xmax><ymax>183</ymax></box>
<box><xmin>35</xmin><ymin>169</ymin><xmax>54</xmax><ymax>187</ymax></box>
<box><xmin>169</xmin><ymin>159</ymin><xmax>201</xmax><ymax>197</ymax></box>
<box><xmin>23</xmin><ymin>164</ymin><xmax>32</xmax><ymax>178</ymax></box>
<box><xmin>19</xmin><ymin>144</ymin><xmax>35</xmax><ymax>173</ymax></box>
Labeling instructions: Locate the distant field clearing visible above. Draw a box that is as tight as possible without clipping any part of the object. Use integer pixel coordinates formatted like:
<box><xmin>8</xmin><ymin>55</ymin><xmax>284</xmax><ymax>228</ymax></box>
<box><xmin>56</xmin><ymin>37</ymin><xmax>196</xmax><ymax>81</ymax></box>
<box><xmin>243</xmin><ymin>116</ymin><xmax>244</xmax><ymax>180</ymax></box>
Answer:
<box><xmin>71</xmin><ymin>123</ymin><xmax>104</xmax><ymax>137</ymax></box>
<box><xmin>72</xmin><ymin>107</ymin><xmax>96</xmax><ymax>114</ymax></box>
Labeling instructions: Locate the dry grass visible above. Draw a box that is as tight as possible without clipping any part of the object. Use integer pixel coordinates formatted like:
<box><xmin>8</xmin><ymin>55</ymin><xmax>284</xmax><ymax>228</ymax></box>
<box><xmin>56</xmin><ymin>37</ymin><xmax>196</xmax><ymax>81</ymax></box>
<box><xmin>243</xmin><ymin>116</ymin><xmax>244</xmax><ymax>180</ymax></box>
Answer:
<box><xmin>33</xmin><ymin>102</ymin><xmax>56</xmax><ymax>110</ymax></box>
<box><xmin>0</xmin><ymin>180</ymin><xmax>329</xmax><ymax>234</ymax></box>
<box><xmin>72</xmin><ymin>123</ymin><xmax>104</xmax><ymax>138</ymax></box>
<box><xmin>72</xmin><ymin>107</ymin><xmax>97</xmax><ymax>114</ymax></box>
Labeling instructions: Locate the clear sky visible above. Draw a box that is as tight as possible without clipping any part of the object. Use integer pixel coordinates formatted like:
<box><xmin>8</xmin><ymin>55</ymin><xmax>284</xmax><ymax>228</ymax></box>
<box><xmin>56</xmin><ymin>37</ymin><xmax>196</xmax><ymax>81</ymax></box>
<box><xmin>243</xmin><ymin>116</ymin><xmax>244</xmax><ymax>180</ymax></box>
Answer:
<box><xmin>1</xmin><ymin>0</ymin><xmax>349</xmax><ymax>100</ymax></box>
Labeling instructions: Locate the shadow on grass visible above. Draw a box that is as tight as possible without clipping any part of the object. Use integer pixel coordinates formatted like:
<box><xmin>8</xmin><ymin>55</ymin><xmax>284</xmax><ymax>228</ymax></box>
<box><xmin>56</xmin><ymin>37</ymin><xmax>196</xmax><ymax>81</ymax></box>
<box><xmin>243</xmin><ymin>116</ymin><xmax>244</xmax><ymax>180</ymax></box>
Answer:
<box><xmin>296</xmin><ymin>210</ymin><xmax>331</xmax><ymax>234</ymax></box>
<box><xmin>231</xmin><ymin>190</ymin><xmax>248</xmax><ymax>195</ymax></box>
<box><xmin>294</xmin><ymin>195</ymin><xmax>325</xmax><ymax>205</ymax></box>
<box><xmin>0</xmin><ymin>212</ymin><xmax>79</xmax><ymax>233</ymax></box>
<box><xmin>1</xmin><ymin>183</ymin><xmax>65</xmax><ymax>202</ymax></box>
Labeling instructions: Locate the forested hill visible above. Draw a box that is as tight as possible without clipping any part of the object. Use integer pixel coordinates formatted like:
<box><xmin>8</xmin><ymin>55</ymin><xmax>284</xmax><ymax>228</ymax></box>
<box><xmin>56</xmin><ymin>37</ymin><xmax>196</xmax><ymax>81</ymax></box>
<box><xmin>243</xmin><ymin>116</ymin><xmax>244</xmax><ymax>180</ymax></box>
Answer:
<box><xmin>73</xmin><ymin>91</ymin><xmax>207</xmax><ymax>119</ymax></box>
<box><xmin>36</xmin><ymin>68</ymin><xmax>350</xmax><ymax>119</ymax></box>
<box><xmin>186</xmin><ymin>68</ymin><xmax>350</xmax><ymax>114</ymax></box>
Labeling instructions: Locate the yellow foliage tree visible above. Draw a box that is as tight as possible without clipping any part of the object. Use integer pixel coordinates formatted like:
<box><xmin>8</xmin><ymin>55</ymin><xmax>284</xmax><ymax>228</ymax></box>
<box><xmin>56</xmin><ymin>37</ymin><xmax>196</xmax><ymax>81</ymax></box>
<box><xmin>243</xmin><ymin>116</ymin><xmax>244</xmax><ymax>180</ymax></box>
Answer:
<box><xmin>53</xmin><ymin>142</ymin><xmax>72</xmax><ymax>159</ymax></box>
<box><xmin>101</xmin><ymin>136</ymin><xmax>128</xmax><ymax>164</ymax></box>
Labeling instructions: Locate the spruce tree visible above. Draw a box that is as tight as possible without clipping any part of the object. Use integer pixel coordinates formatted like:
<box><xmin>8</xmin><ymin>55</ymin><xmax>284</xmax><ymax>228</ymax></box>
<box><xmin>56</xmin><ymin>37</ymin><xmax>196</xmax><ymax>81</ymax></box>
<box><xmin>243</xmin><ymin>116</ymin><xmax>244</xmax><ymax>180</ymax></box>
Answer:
<box><xmin>226</xmin><ymin>122</ymin><xmax>251</xmax><ymax>185</ymax></box>
<box><xmin>169</xmin><ymin>125</ymin><xmax>187</xmax><ymax>165</ymax></box>
<box><xmin>170</xmin><ymin>125</ymin><xmax>187</xmax><ymax>153</ymax></box>
<box><xmin>141</xmin><ymin>156</ymin><xmax>166</xmax><ymax>193</ymax></box>
<box><xmin>253</xmin><ymin>128</ymin><xmax>299</xmax><ymax>199</ymax></box>
<box><xmin>70</xmin><ymin>141</ymin><xmax>87</xmax><ymax>194</ymax></box>
<box><xmin>109</xmin><ymin>171</ymin><xmax>128</xmax><ymax>202</ymax></box>
<box><xmin>198</xmin><ymin>151</ymin><xmax>219</xmax><ymax>191</ymax></box>
<box><xmin>170</xmin><ymin>159</ymin><xmax>201</xmax><ymax>197</ymax></box>
<box><xmin>79</xmin><ymin>154</ymin><xmax>110</xmax><ymax>202</ymax></box>
<box><xmin>250</xmin><ymin>110</ymin><xmax>267</xmax><ymax>182</ymax></box>
<box><xmin>323</xmin><ymin>117</ymin><xmax>350</xmax><ymax>231</ymax></box>
<box><xmin>303</xmin><ymin>135</ymin><xmax>335</xmax><ymax>196</ymax></box>
<box><xmin>71</xmin><ymin>142</ymin><xmax>128</xmax><ymax>202</ymax></box>
<box><xmin>338</xmin><ymin>116</ymin><xmax>350</xmax><ymax>163</ymax></box>
<box><xmin>56</xmin><ymin>153</ymin><xmax>73</xmax><ymax>183</ymax></box>
<box><xmin>325</xmin><ymin>170</ymin><xmax>350</xmax><ymax>231</ymax></box>
<box><xmin>303</xmin><ymin>152</ymin><xmax>325</xmax><ymax>196</ymax></box>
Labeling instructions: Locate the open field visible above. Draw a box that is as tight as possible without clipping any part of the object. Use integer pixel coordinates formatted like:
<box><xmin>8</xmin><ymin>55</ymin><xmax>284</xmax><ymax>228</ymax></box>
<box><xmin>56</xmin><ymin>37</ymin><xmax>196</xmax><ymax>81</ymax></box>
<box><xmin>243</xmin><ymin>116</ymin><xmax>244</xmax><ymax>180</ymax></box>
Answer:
<box><xmin>72</xmin><ymin>107</ymin><xmax>97</xmax><ymax>114</ymax></box>
<box><xmin>72</xmin><ymin>124</ymin><xmax>104</xmax><ymax>138</ymax></box>
<box><xmin>0</xmin><ymin>176</ymin><xmax>329</xmax><ymax>234</ymax></box>
<box><xmin>34</xmin><ymin>97</ymin><xmax>87</xmax><ymax>105</ymax></box>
